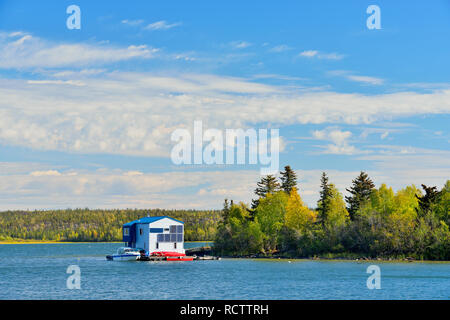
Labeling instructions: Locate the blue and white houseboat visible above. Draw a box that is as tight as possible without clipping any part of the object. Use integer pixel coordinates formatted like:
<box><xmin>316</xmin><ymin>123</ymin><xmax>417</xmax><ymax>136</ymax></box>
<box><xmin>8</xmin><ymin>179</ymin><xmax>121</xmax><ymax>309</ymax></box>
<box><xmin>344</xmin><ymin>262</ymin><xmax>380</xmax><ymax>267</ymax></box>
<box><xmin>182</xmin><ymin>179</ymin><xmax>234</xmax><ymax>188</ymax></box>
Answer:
<box><xmin>107</xmin><ymin>216</ymin><xmax>187</xmax><ymax>261</ymax></box>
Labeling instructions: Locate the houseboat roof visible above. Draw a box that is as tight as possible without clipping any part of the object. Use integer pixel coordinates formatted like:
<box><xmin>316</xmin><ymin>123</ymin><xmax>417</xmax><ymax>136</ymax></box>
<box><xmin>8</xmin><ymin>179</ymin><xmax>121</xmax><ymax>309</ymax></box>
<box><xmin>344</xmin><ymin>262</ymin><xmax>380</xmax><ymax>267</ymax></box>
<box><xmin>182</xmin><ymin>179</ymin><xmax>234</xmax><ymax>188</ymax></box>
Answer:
<box><xmin>123</xmin><ymin>216</ymin><xmax>184</xmax><ymax>227</ymax></box>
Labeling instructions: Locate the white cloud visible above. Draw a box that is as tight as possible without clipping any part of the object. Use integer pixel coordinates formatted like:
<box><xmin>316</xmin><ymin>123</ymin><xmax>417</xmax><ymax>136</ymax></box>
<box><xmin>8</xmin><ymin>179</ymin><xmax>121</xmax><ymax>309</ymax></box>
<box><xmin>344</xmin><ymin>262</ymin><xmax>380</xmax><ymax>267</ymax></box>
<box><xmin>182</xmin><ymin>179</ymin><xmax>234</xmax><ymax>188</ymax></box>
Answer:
<box><xmin>0</xmin><ymin>166</ymin><xmax>260</xmax><ymax>210</ymax></box>
<box><xmin>328</xmin><ymin>70</ymin><xmax>384</xmax><ymax>85</ymax></box>
<box><xmin>299</xmin><ymin>50</ymin><xmax>318</xmax><ymax>57</ymax></box>
<box><xmin>312</xmin><ymin>128</ymin><xmax>358</xmax><ymax>155</ymax></box>
<box><xmin>251</xmin><ymin>74</ymin><xmax>305</xmax><ymax>81</ymax></box>
<box><xmin>144</xmin><ymin>20</ymin><xmax>182</xmax><ymax>30</ymax></box>
<box><xmin>121</xmin><ymin>19</ymin><xmax>145</xmax><ymax>26</ymax></box>
<box><xmin>269</xmin><ymin>45</ymin><xmax>290</xmax><ymax>53</ymax></box>
<box><xmin>0</xmin><ymin>72</ymin><xmax>449</xmax><ymax>158</ymax></box>
<box><xmin>299</xmin><ymin>50</ymin><xmax>344</xmax><ymax>60</ymax></box>
<box><xmin>230</xmin><ymin>41</ymin><xmax>252</xmax><ymax>49</ymax></box>
<box><xmin>27</xmin><ymin>80</ymin><xmax>85</xmax><ymax>86</ymax></box>
<box><xmin>173</xmin><ymin>53</ymin><xmax>196</xmax><ymax>61</ymax></box>
<box><xmin>30</xmin><ymin>170</ymin><xmax>61</xmax><ymax>176</ymax></box>
<box><xmin>0</xmin><ymin>32</ymin><xmax>158</xmax><ymax>69</ymax></box>
<box><xmin>52</xmin><ymin>69</ymin><xmax>106</xmax><ymax>78</ymax></box>
<box><xmin>346</xmin><ymin>75</ymin><xmax>384</xmax><ymax>85</ymax></box>
<box><xmin>398</xmin><ymin>82</ymin><xmax>450</xmax><ymax>90</ymax></box>
<box><xmin>124</xmin><ymin>171</ymin><xmax>144</xmax><ymax>176</ymax></box>
<box><xmin>1</xmin><ymin>153</ymin><xmax>448</xmax><ymax>210</ymax></box>
<box><xmin>380</xmin><ymin>131</ymin><xmax>389</xmax><ymax>139</ymax></box>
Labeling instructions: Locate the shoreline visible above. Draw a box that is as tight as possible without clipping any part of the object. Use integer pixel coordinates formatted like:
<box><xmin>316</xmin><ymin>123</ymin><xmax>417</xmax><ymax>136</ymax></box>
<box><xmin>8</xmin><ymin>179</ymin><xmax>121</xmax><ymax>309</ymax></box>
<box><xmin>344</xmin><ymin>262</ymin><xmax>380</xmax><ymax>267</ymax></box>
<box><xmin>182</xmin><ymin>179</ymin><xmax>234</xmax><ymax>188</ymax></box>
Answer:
<box><xmin>220</xmin><ymin>255</ymin><xmax>450</xmax><ymax>263</ymax></box>
<box><xmin>0</xmin><ymin>240</ymin><xmax>124</xmax><ymax>244</ymax></box>
<box><xmin>0</xmin><ymin>239</ymin><xmax>214</xmax><ymax>245</ymax></box>
<box><xmin>2</xmin><ymin>240</ymin><xmax>447</xmax><ymax>262</ymax></box>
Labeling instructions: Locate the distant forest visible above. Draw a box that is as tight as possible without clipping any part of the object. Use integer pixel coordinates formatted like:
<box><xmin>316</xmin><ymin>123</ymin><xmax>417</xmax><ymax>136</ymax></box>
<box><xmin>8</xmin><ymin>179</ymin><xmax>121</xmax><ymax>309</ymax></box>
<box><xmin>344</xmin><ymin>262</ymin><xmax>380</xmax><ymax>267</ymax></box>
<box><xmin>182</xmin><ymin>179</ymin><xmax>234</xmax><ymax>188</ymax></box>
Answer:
<box><xmin>0</xmin><ymin>209</ymin><xmax>220</xmax><ymax>242</ymax></box>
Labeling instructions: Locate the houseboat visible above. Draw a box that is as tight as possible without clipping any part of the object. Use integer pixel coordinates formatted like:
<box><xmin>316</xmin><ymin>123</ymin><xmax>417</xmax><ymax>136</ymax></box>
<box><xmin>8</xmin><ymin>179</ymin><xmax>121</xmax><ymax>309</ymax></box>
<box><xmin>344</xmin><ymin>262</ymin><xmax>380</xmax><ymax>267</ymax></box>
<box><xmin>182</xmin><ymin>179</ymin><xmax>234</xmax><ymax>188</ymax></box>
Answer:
<box><xmin>107</xmin><ymin>216</ymin><xmax>192</xmax><ymax>261</ymax></box>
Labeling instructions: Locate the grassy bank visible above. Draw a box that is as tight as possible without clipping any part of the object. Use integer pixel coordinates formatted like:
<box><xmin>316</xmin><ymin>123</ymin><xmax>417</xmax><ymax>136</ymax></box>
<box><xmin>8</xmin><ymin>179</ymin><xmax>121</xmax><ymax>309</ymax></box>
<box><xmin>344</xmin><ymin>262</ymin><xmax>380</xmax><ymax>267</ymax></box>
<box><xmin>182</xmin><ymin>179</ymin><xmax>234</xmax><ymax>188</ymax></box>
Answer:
<box><xmin>219</xmin><ymin>252</ymin><xmax>450</xmax><ymax>262</ymax></box>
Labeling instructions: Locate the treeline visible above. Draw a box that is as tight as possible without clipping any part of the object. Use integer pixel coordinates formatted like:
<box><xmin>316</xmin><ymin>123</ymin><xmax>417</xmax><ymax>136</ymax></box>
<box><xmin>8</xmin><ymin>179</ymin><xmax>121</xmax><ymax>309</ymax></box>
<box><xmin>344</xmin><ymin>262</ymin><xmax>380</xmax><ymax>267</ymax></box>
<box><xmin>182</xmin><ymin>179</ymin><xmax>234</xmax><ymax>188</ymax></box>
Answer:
<box><xmin>0</xmin><ymin>208</ymin><xmax>220</xmax><ymax>242</ymax></box>
<box><xmin>214</xmin><ymin>166</ymin><xmax>450</xmax><ymax>260</ymax></box>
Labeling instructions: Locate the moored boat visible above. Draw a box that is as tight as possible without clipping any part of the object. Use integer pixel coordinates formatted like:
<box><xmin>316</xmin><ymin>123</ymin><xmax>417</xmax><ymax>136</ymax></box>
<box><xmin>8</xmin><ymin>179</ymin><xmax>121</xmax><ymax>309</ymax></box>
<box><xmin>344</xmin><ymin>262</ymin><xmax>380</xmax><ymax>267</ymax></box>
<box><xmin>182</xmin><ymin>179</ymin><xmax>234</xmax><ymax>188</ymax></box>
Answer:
<box><xmin>106</xmin><ymin>247</ymin><xmax>141</xmax><ymax>261</ymax></box>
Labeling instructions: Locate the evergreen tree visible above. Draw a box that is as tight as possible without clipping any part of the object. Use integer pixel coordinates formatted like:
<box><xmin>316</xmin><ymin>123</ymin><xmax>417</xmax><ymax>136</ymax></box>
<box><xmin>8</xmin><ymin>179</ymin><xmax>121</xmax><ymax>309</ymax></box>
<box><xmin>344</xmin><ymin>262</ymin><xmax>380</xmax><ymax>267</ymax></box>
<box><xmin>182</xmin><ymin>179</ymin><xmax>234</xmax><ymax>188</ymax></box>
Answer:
<box><xmin>416</xmin><ymin>184</ymin><xmax>441</xmax><ymax>218</ymax></box>
<box><xmin>251</xmin><ymin>175</ymin><xmax>280</xmax><ymax>209</ymax></box>
<box><xmin>222</xmin><ymin>199</ymin><xmax>231</xmax><ymax>223</ymax></box>
<box><xmin>345</xmin><ymin>171</ymin><xmax>375</xmax><ymax>220</ymax></box>
<box><xmin>317</xmin><ymin>172</ymin><xmax>332</xmax><ymax>224</ymax></box>
<box><xmin>280</xmin><ymin>165</ymin><xmax>298</xmax><ymax>194</ymax></box>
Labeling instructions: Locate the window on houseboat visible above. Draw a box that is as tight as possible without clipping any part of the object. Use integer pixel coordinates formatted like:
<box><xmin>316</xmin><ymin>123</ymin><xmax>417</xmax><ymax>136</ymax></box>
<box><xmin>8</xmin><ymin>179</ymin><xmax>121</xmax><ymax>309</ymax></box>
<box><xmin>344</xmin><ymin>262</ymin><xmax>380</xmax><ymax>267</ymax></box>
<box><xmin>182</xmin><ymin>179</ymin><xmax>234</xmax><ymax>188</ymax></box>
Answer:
<box><xmin>155</xmin><ymin>225</ymin><xmax>184</xmax><ymax>242</ymax></box>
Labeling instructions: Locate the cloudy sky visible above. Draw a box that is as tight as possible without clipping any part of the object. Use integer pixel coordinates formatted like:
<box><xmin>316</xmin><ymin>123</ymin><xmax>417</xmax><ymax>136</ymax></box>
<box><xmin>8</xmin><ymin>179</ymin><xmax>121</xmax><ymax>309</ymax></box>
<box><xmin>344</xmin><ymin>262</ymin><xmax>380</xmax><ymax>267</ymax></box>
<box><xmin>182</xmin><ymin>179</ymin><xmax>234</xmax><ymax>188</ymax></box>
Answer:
<box><xmin>0</xmin><ymin>0</ymin><xmax>449</xmax><ymax>210</ymax></box>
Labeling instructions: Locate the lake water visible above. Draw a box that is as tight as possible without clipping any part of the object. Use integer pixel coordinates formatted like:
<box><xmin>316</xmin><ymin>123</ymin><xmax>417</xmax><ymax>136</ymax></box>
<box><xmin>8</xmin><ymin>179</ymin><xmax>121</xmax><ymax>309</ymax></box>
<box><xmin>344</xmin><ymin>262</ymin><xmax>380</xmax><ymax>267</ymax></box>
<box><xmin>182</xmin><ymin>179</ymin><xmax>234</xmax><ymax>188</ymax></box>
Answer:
<box><xmin>0</xmin><ymin>243</ymin><xmax>448</xmax><ymax>300</ymax></box>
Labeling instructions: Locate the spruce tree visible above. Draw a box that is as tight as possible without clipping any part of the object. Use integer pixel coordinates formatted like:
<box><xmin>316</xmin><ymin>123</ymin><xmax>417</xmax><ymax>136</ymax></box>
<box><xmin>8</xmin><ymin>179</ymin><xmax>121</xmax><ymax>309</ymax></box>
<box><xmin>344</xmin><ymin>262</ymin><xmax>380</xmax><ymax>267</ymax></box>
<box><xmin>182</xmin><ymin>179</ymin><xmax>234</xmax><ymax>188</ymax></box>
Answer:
<box><xmin>416</xmin><ymin>184</ymin><xmax>441</xmax><ymax>218</ymax></box>
<box><xmin>317</xmin><ymin>172</ymin><xmax>332</xmax><ymax>224</ymax></box>
<box><xmin>222</xmin><ymin>199</ymin><xmax>231</xmax><ymax>223</ymax></box>
<box><xmin>345</xmin><ymin>171</ymin><xmax>375</xmax><ymax>220</ymax></box>
<box><xmin>280</xmin><ymin>165</ymin><xmax>298</xmax><ymax>194</ymax></box>
<box><xmin>251</xmin><ymin>175</ymin><xmax>280</xmax><ymax>209</ymax></box>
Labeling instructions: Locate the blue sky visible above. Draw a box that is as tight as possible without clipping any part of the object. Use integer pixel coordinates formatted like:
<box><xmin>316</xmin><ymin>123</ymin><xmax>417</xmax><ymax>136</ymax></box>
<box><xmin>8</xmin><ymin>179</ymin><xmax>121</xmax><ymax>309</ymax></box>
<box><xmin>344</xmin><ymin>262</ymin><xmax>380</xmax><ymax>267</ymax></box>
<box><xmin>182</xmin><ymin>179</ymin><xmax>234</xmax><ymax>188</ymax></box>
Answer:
<box><xmin>0</xmin><ymin>0</ymin><xmax>449</xmax><ymax>209</ymax></box>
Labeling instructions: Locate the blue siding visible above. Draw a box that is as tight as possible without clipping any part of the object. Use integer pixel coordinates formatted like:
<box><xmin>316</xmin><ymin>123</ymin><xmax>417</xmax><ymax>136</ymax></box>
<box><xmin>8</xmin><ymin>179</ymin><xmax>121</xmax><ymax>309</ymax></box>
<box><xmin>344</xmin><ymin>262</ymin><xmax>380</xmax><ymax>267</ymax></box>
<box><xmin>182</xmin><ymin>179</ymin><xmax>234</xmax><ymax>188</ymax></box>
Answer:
<box><xmin>122</xmin><ymin>226</ymin><xmax>131</xmax><ymax>242</ymax></box>
<box><xmin>122</xmin><ymin>223</ymin><xmax>136</xmax><ymax>246</ymax></box>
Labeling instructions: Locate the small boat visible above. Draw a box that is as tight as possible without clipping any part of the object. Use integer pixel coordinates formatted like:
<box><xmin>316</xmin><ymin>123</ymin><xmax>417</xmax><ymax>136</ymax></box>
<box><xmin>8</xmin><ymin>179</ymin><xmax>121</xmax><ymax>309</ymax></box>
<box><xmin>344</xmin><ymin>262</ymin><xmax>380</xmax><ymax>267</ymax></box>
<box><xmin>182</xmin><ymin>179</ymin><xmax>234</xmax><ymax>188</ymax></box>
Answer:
<box><xmin>106</xmin><ymin>247</ymin><xmax>141</xmax><ymax>261</ymax></box>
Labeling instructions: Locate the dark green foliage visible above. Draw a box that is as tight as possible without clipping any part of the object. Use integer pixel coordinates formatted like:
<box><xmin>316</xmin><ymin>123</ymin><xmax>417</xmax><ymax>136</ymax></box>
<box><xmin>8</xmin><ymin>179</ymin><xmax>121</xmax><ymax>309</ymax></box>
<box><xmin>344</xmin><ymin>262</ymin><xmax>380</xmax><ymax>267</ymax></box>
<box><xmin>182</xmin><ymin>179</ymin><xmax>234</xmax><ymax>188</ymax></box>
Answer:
<box><xmin>317</xmin><ymin>172</ymin><xmax>331</xmax><ymax>224</ymax></box>
<box><xmin>214</xmin><ymin>203</ymin><xmax>264</xmax><ymax>256</ymax></box>
<box><xmin>280</xmin><ymin>165</ymin><xmax>297</xmax><ymax>194</ymax></box>
<box><xmin>345</xmin><ymin>171</ymin><xmax>375</xmax><ymax>220</ymax></box>
<box><xmin>251</xmin><ymin>174</ymin><xmax>280</xmax><ymax>209</ymax></box>
<box><xmin>416</xmin><ymin>184</ymin><xmax>441</xmax><ymax>218</ymax></box>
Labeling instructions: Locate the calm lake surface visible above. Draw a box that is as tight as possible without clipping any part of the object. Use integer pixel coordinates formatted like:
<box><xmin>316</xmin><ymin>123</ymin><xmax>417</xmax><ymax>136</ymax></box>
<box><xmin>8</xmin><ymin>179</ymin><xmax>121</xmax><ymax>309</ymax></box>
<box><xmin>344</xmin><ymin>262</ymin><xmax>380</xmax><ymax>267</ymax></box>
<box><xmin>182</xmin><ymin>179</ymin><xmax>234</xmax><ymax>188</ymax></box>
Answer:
<box><xmin>0</xmin><ymin>243</ymin><xmax>448</xmax><ymax>300</ymax></box>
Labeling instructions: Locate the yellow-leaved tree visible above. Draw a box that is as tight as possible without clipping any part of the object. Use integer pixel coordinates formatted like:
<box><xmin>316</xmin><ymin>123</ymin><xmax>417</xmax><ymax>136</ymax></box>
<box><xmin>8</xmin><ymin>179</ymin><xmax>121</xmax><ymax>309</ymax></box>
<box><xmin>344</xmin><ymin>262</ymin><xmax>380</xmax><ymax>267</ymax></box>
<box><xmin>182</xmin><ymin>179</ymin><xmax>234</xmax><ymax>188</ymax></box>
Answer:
<box><xmin>285</xmin><ymin>187</ymin><xmax>316</xmax><ymax>234</ymax></box>
<box><xmin>325</xmin><ymin>184</ymin><xmax>350</xmax><ymax>229</ymax></box>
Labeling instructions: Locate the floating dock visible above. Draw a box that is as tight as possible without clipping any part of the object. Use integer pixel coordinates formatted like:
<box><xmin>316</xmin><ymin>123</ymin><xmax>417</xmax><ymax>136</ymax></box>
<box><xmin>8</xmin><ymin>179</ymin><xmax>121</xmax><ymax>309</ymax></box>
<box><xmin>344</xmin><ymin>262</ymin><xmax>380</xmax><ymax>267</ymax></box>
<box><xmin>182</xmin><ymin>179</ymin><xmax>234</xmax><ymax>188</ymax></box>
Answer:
<box><xmin>135</xmin><ymin>246</ymin><xmax>220</xmax><ymax>261</ymax></box>
<box><xmin>138</xmin><ymin>255</ymin><xmax>194</xmax><ymax>261</ymax></box>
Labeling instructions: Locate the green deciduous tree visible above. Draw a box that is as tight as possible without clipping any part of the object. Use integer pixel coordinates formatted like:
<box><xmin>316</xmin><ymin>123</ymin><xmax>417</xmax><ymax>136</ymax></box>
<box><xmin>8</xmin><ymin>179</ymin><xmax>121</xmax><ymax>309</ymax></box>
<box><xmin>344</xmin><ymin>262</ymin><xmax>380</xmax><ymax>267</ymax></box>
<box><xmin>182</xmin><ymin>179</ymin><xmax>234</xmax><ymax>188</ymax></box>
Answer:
<box><xmin>255</xmin><ymin>191</ymin><xmax>288</xmax><ymax>252</ymax></box>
